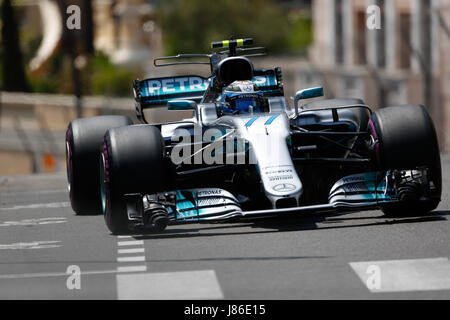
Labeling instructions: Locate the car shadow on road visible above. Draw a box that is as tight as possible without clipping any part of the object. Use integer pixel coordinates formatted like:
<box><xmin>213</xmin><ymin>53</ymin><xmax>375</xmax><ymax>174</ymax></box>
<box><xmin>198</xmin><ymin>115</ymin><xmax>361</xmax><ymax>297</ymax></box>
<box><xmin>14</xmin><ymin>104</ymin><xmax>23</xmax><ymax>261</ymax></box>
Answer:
<box><xmin>145</xmin><ymin>255</ymin><xmax>330</xmax><ymax>263</ymax></box>
<box><xmin>127</xmin><ymin>210</ymin><xmax>449</xmax><ymax>240</ymax></box>
<box><xmin>129</xmin><ymin>217</ymin><xmax>320</xmax><ymax>240</ymax></box>
<box><xmin>250</xmin><ymin>210</ymin><xmax>449</xmax><ymax>232</ymax></box>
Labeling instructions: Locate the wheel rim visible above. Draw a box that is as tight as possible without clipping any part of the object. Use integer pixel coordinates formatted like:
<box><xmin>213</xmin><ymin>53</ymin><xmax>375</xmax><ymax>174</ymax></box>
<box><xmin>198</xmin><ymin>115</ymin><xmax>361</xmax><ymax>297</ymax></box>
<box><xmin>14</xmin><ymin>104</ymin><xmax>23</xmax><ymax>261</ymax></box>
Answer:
<box><xmin>368</xmin><ymin>119</ymin><xmax>381</xmax><ymax>166</ymax></box>
<box><xmin>100</xmin><ymin>152</ymin><xmax>107</xmax><ymax>214</ymax></box>
<box><xmin>65</xmin><ymin>141</ymin><xmax>71</xmax><ymax>193</ymax></box>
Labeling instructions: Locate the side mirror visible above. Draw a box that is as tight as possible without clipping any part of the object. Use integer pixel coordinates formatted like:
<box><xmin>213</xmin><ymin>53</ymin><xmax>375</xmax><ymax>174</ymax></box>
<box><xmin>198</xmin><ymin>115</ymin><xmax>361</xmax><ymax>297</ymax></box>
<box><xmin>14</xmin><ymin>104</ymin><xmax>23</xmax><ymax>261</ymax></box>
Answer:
<box><xmin>294</xmin><ymin>87</ymin><xmax>324</xmax><ymax>115</ymax></box>
<box><xmin>167</xmin><ymin>99</ymin><xmax>197</xmax><ymax>110</ymax></box>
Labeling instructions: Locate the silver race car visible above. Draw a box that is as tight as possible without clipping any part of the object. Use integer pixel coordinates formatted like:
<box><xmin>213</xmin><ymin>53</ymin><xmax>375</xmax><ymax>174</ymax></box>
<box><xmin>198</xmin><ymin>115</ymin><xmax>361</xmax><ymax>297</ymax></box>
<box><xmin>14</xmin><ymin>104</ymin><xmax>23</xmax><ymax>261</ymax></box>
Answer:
<box><xmin>65</xmin><ymin>38</ymin><xmax>442</xmax><ymax>234</ymax></box>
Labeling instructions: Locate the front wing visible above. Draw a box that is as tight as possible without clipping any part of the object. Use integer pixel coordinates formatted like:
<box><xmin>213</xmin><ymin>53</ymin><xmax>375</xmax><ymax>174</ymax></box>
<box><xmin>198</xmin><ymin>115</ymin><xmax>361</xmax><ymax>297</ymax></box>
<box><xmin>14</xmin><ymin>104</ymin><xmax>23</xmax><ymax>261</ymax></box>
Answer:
<box><xmin>126</xmin><ymin>171</ymin><xmax>399</xmax><ymax>228</ymax></box>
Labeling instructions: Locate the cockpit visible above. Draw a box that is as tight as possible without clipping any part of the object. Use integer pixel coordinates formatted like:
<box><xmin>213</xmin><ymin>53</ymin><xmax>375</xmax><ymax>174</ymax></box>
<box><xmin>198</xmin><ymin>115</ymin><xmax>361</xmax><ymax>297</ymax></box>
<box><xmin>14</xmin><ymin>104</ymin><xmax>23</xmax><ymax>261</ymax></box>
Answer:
<box><xmin>218</xmin><ymin>80</ymin><xmax>269</xmax><ymax>115</ymax></box>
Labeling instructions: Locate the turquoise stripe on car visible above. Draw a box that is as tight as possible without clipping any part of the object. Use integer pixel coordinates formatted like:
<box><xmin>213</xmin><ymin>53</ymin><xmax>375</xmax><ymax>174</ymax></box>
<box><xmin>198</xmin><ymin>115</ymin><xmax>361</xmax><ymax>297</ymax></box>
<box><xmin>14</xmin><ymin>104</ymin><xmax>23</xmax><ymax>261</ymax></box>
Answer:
<box><xmin>264</xmin><ymin>114</ymin><xmax>279</xmax><ymax>125</ymax></box>
<box><xmin>245</xmin><ymin>117</ymin><xmax>259</xmax><ymax>127</ymax></box>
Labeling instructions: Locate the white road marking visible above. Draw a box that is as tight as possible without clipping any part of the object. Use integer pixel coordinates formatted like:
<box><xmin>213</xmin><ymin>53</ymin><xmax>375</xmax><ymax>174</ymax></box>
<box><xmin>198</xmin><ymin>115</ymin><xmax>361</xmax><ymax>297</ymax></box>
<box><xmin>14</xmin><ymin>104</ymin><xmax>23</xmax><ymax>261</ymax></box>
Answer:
<box><xmin>2</xmin><ymin>189</ymin><xmax>67</xmax><ymax>195</ymax></box>
<box><xmin>117</xmin><ymin>240</ymin><xmax>144</xmax><ymax>246</ymax></box>
<box><xmin>117</xmin><ymin>256</ymin><xmax>146</xmax><ymax>263</ymax></box>
<box><xmin>118</xmin><ymin>248</ymin><xmax>145</xmax><ymax>254</ymax></box>
<box><xmin>117</xmin><ymin>235</ymin><xmax>143</xmax><ymax>239</ymax></box>
<box><xmin>350</xmin><ymin>257</ymin><xmax>450</xmax><ymax>292</ymax></box>
<box><xmin>0</xmin><ymin>241</ymin><xmax>61</xmax><ymax>250</ymax></box>
<box><xmin>116</xmin><ymin>270</ymin><xmax>224</xmax><ymax>300</ymax></box>
<box><xmin>117</xmin><ymin>266</ymin><xmax>148</xmax><ymax>273</ymax></box>
<box><xmin>0</xmin><ymin>217</ymin><xmax>66</xmax><ymax>227</ymax></box>
<box><xmin>116</xmin><ymin>237</ymin><xmax>147</xmax><ymax>274</ymax></box>
<box><xmin>0</xmin><ymin>267</ymin><xmax>147</xmax><ymax>280</ymax></box>
<box><xmin>0</xmin><ymin>202</ymin><xmax>70</xmax><ymax>211</ymax></box>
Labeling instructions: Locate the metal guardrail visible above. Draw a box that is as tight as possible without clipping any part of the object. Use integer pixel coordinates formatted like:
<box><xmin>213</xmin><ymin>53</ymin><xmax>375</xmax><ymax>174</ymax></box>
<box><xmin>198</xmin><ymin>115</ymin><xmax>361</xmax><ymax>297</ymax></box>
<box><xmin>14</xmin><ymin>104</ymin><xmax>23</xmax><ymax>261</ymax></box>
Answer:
<box><xmin>0</xmin><ymin>92</ymin><xmax>140</xmax><ymax>174</ymax></box>
<box><xmin>0</xmin><ymin>91</ymin><xmax>188</xmax><ymax>159</ymax></box>
<box><xmin>0</xmin><ymin>91</ymin><xmax>135</xmax><ymax>110</ymax></box>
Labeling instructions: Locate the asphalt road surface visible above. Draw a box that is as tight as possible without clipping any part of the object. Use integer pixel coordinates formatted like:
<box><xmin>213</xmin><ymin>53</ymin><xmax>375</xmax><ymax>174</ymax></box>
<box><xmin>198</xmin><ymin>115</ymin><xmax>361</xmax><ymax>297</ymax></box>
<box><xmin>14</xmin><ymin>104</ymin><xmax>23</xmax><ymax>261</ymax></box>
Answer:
<box><xmin>1</xmin><ymin>157</ymin><xmax>450</xmax><ymax>300</ymax></box>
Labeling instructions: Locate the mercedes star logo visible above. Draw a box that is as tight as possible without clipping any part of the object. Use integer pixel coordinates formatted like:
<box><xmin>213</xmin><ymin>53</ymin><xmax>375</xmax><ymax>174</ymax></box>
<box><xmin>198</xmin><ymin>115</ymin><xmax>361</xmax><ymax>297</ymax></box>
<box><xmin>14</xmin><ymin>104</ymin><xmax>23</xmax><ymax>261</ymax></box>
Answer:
<box><xmin>273</xmin><ymin>183</ymin><xmax>296</xmax><ymax>192</ymax></box>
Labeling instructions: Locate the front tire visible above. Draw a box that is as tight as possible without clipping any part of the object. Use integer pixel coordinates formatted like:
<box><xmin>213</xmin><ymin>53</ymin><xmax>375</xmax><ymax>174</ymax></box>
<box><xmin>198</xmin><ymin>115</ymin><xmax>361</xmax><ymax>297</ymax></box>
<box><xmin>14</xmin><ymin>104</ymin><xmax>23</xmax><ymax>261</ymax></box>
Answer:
<box><xmin>101</xmin><ymin>125</ymin><xmax>168</xmax><ymax>234</ymax></box>
<box><xmin>370</xmin><ymin>104</ymin><xmax>441</xmax><ymax>216</ymax></box>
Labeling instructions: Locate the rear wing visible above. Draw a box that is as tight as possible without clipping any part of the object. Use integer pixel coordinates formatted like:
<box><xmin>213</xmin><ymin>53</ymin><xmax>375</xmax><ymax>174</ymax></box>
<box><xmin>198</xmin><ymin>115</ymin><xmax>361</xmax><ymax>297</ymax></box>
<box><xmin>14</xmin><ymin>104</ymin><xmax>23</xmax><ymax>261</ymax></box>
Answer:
<box><xmin>136</xmin><ymin>75</ymin><xmax>209</xmax><ymax>106</ymax></box>
<box><xmin>133</xmin><ymin>68</ymin><xmax>284</xmax><ymax>122</ymax></box>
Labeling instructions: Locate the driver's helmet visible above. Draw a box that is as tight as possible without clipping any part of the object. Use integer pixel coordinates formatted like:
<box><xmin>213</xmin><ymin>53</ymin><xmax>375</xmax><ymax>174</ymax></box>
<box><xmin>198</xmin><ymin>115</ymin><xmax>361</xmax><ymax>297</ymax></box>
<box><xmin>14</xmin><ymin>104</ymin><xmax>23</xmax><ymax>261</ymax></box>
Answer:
<box><xmin>220</xmin><ymin>80</ymin><xmax>266</xmax><ymax>114</ymax></box>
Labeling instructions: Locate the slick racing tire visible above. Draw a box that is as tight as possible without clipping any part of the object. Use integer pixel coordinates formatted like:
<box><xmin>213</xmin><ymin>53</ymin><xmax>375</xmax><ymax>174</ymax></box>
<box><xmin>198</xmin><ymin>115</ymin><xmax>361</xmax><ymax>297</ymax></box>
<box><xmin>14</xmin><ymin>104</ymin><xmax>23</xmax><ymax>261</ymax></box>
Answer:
<box><xmin>66</xmin><ymin>115</ymin><xmax>133</xmax><ymax>215</ymax></box>
<box><xmin>369</xmin><ymin>104</ymin><xmax>442</xmax><ymax>216</ymax></box>
<box><xmin>101</xmin><ymin>125</ymin><xmax>167</xmax><ymax>234</ymax></box>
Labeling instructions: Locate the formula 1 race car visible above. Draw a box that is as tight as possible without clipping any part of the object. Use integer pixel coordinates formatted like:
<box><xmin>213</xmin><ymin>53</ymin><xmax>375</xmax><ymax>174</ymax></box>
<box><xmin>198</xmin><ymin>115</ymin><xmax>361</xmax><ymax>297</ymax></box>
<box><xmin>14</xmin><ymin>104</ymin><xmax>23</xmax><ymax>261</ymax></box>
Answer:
<box><xmin>65</xmin><ymin>38</ymin><xmax>442</xmax><ymax>234</ymax></box>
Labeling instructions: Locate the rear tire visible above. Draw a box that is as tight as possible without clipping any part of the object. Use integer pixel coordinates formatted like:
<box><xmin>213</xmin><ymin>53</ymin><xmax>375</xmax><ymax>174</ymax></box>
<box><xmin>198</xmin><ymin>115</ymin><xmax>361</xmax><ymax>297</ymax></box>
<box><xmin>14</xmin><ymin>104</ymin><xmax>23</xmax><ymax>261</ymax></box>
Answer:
<box><xmin>66</xmin><ymin>115</ymin><xmax>133</xmax><ymax>215</ymax></box>
<box><xmin>101</xmin><ymin>125</ymin><xmax>168</xmax><ymax>234</ymax></box>
<box><xmin>370</xmin><ymin>105</ymin><xmax>441</xmax><ymax>216</ymax></box>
